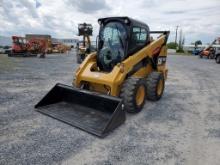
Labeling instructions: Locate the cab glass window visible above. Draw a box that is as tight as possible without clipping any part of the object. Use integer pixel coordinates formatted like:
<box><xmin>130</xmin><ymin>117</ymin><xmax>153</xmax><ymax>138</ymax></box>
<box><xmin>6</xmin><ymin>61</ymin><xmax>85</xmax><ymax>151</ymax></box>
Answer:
<box><xmin>130</xmin><ymin>27</ymin><xmax>147</xmax><ymax>50</ymax></box>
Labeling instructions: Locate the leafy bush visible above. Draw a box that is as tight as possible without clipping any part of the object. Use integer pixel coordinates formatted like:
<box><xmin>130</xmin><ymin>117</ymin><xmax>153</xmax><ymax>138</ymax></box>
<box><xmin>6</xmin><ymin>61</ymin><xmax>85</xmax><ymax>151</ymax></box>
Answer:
<box><xmin>176</xmin><ymin>48</ymin><xmax>184</xmax><ymax>53</ymax></box>
<box><xmin>167</xmin><ymin>42</ymin><xmax>178</xmax><ymax>49</ymax></box>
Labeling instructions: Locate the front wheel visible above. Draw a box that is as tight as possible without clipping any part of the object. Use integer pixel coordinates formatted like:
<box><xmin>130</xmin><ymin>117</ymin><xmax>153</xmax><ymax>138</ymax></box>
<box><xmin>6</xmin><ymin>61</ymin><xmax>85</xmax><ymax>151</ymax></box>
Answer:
<box><xmin>120</xmin><ymin>77</ymin><xmax>147</xmax><ymax>113</ymax></box>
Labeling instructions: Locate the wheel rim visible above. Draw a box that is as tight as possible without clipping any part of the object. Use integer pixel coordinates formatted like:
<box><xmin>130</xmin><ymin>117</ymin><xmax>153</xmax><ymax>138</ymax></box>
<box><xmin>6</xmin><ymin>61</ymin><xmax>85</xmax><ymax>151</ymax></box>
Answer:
<box><xmin>135</xmin><ymin>86</ymin><xmax>145</xmax><ymax>106</ymax></box>
<box><xmin>157</xmin><ymin>79</ymin><xmax>164</xmax><ymax>96</ymax></box>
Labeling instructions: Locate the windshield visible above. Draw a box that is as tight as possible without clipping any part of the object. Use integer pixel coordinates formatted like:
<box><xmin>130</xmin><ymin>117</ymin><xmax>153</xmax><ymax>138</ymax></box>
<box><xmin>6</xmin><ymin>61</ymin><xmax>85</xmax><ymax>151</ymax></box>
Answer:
<box><xmin>98</xmin><ymin>22</ymin><xmax>127</xmax><ymax>71</ymax></box>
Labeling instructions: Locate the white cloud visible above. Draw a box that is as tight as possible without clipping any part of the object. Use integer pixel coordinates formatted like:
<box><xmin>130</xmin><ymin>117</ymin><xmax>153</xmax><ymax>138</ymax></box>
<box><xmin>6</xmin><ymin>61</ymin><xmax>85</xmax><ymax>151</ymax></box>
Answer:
<box><xmin>0</xmin><ymin>0</ymin><xmax>220</xmax><ymax>43</ymax></box>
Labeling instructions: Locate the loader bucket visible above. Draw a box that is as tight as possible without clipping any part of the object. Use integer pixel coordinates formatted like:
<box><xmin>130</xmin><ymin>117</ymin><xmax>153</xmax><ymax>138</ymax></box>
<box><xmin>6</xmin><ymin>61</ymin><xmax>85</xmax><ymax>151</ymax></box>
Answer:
<box><xmin>35</xmin><ymin>83</ymin><xmax>125</xmax><ymax>137</ymax></box>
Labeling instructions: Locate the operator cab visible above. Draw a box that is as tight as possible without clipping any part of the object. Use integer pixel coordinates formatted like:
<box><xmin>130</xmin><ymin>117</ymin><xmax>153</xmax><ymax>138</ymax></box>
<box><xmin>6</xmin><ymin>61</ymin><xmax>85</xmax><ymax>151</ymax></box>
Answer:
<box><xmin>97</xmin><ymin>17</ymin><xmax>150</xmax><ymax>71</ymax></box>
<box><xmin>12</xmin><ymin>36</ymin><xmax>26</xmax><ymax>45</ymax></box>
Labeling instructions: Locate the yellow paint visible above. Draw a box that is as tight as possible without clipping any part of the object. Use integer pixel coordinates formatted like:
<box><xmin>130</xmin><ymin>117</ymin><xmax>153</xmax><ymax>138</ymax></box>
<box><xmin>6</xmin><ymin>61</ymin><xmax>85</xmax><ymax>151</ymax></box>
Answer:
<box><xmin>132</xmin><ymin>66</ymin><xmax>153</xmax><ymax>78</ymax></box>
<box><xmin>73</xmin><ymin>34</ymin><xmax>168</xmax><ymax>97</ymax></box>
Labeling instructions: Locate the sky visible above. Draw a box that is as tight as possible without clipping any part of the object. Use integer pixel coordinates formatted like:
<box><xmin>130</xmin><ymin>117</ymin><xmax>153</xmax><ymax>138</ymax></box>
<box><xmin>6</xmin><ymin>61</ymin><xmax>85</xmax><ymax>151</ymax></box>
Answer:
<box><xmin>0</xmin><ymin>0</ymin><xmax>220</xmax><ymax>44</ymax></box>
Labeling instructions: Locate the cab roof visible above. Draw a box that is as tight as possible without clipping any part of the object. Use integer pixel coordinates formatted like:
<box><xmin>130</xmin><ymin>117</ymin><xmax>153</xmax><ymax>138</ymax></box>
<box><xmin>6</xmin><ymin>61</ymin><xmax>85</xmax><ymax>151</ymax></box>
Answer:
<box><xmin>98</xmin><ymin>17</ymin><xmax>149</xmax><ymax>29</ymax></box>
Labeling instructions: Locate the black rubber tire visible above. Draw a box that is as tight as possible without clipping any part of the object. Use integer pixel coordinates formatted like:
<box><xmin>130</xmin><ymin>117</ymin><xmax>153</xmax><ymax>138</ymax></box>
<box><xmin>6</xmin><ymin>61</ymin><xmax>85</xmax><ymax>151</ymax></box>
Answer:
<box><xmin>146</xmin><ymin>72</ymin><xmax>165</xmax><ymax>101</ymax></box>
<box><xmin>120</xmin><ymin>77</ymin><xmax>147</xmax><ymax>113</ymax></box>
<box><xmin>216</xmin><ymin>55</ymin><xmax>220</xmax><ymax>64</ymax></box>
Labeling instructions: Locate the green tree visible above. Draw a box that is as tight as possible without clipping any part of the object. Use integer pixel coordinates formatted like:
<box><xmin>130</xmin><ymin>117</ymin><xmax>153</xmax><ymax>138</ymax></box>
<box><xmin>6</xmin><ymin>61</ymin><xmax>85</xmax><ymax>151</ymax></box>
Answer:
<box><xmin>195</xmin><ymin>40</ymin><xmax>202</xmax><ymax>46</ymax></box>
<box><xmin>167</xmin><ymin>42</ymin><xmax>178</xmax><ymax>49</ymax></box>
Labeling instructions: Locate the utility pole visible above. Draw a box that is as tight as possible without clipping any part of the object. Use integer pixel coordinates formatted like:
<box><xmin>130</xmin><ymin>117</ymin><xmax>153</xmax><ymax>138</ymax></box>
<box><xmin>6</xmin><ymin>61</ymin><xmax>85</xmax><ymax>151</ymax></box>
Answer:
<box><xmin>178</xmin><ymin>29</ymin><xmax>183</xmax><ymax>50</ymax></box>
<box><xmin>175</xmin><ymin>26</ymin><xmax>179</xmax><ymax>49</ymax></box>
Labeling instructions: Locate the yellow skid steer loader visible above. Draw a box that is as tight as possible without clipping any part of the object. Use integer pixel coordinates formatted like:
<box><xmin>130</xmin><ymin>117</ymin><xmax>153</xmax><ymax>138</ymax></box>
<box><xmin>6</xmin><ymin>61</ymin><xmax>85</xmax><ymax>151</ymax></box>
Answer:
<box><xmin>35</xmin><ymin>17</ymin><xmax>170</xmax><ymax>137</ymax></box>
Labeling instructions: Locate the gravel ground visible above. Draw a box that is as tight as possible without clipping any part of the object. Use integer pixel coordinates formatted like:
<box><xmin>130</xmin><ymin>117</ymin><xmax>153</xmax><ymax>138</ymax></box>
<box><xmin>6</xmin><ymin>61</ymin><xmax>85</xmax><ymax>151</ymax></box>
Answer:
<box><xmin>0</xmin><ymin>52</ymin><xmax>220</xmax><ymax>165</ymax></box>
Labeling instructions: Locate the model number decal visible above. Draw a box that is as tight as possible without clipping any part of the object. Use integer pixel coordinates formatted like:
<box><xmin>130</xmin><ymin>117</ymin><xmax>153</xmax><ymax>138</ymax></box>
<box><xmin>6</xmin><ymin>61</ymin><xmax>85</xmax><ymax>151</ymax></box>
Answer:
<box><xmin>157</xmin><ymin>56</ymin><xmax>166</xmax><ymax>65</ymax></box>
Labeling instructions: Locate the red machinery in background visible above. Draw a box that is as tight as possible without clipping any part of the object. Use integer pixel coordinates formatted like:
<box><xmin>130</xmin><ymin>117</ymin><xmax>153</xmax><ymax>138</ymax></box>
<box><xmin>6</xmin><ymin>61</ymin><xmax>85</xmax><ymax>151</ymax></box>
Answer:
<box><xmin>199</xmin><ymin>37</ymin><xmax>220</xmax><ymax>59</ymax></box>
<box><xmin>28</xmin><ymin>38</ymin><xmax>47</xmax><ymax>58</ymax></box>
<box><xmin>8</xmin><ymin>36</ymin><xmax>34</xmax><ymax>57</ymax></box>
<box><xmin>8</xmin><ymin>36</ymin><xmax>47</xmax><ymax>57</ymax></box>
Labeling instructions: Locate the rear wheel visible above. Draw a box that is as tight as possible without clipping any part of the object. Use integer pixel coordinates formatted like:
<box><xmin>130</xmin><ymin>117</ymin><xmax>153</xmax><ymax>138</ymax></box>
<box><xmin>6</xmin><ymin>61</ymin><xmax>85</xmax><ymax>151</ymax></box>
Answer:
<box><xmin>146</xmin><ymin>72</ymin><xmax>165</xmax><ymax>101</ymax></box>
<box><xmin>120</xmin><ymin>77</ymin><xmax>147</xmax><ymax>113</ymax></box>
<box><xmin>216</xmin><ymin>55</ymin><xmax>220</xmax><ymax>64</ymax></box>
